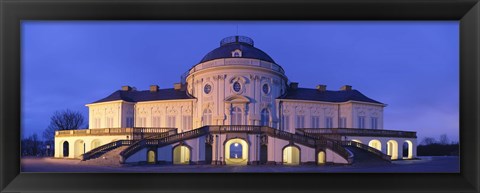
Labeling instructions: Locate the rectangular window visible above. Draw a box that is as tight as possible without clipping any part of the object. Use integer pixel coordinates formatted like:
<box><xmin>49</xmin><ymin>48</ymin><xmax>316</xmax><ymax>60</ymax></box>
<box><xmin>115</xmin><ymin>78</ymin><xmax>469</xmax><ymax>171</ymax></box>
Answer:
<box><xmin>167</xmin><ymin>116</ymin><xmax>176</xmax><ymax>128</ymax></box>
<box><xmin>94</xmin><ymin>118</ymin><xmax>101</xmax><ymax>128</ymax></box>
<box><xmin>183</xmin><ymin>116</ymin><xmax>192</xmax><ymax>131</ymax></box>
<box><xmin>296</xmin><ymin>115</ymin><xmax>305</xmax><ymax>128</ymax></box>
<box><xmin>371</xmin><ymin>117</ymin><xmax>378</xmax><ymax>129</ymax></box>
<box><xmin>152</xmin><ymin>116</ymin><xmax>161</xmax><ymax>127</ymax></box>
<box><xmin>339</xmin><ymin>117</ymin><xmax>347</xmax><ymax>128</ymax></box>
<box><xmin>106</xmin><ymin>117</ymin><xmax>113</xmax><ymax>128</ymax></box>
<box><xmin>325</xmin><ymin>117</ymin><xmax>333</xmax><ymax>128</ymax></box>
<box><xmin>282</xmin><ymin>115</ymin><xmax>290</xmax><ymax>131</ymax></box>
<box><xmin>137</xmin><ymin>117</ymin><xmax>146</xmax><ymax>127</ymax></box>
<box><xmin>311</xmin><ymin>116</ymin><xmax>320</xmax><ymax>128</ymax></box>
<box><xmin>358</xmin><ymin>116</ymin><xmax>365</xmax><ymax>129</ymax></box>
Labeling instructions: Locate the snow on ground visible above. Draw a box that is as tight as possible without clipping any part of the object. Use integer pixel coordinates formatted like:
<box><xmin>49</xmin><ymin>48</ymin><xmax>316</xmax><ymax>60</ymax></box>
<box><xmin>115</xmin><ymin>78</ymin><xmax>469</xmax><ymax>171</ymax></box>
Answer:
<box><xmin>21</xmin><ymin>156</ymin><xmax>459</xmax><ymax>173</ymax></box>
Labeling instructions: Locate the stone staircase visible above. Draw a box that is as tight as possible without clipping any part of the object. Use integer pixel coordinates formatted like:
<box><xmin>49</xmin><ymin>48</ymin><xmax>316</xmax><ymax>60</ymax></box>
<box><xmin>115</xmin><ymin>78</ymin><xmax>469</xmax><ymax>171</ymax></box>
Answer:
<box><xmin>78</xmin><ymin>146</ymin><xmax>129</xmax><ymax>167</ymax></box>
<box><xmin>344</xmin><ymin>146</ymin><xmax>391</xmax><ymax>165</ymax></box>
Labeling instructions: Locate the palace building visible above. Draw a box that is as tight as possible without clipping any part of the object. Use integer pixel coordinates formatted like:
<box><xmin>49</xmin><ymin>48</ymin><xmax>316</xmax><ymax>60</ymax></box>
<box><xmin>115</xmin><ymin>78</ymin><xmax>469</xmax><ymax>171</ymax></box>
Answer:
<box><xmin>54</xmin><ymin>36</ymin><xmax>417</xmax><ymax>165</ymax></box>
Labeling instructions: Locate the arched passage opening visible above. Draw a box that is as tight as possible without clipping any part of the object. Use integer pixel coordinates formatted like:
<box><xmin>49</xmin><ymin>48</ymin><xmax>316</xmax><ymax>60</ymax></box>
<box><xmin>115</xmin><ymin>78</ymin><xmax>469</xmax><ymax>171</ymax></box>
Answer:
<box><xmin>91</xmin><ymin>139</ymin><xmax>101</xmax><ymax>150</ymax></box>
<box><xmin>62</xmin><ymin>141</ymin><xmax>69</xmax><ymax>157</ymax></box>
<box><xmin>387</xmin><ymin>140</ymin><xmax>399</xmax><ymax>160</ymax></box>
<box><xmin>317</xmin><ymin>151</ymin><xmax>326</xmax><ymax>165</ymax></box>
<box><xmin>74</xmin><ymin>140</ymin><xmax>85</xmax><ymax>158</ymax></box>
<box><xmin>147</xmin><ymin>150</ymin><xmax>156</xmax><ymax>164</ymax></box>
<box><xmin>173</xmin><ymin>145</ymin><xmax>191</xmax><ymax>164</ymax></box>
<box><xmin>368</xmin><ymin>139</ymin><xmax>382</xmax><ymax>151</ymax></box>
<box><xmin>403</xmin><ymin>140</ymin><xmax>414</xmax><ymax>159</ymax></box>
<box><xmin>225</xmin><ymin>138</ymin><xmax>248</xmax><ymax>165</ymax></box>
<box><xmin>283</xmin><ymin>145</ymin><xmax>300</xmax><ymax>165</ymax></box>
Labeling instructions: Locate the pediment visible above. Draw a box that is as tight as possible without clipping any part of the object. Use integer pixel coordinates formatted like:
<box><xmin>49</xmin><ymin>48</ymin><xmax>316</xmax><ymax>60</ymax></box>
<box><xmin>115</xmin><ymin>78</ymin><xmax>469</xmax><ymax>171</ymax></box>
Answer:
<box><xmin>224</xmin><ymin>95</ymin><xmax>251</xmax><ymax>103</ymax></box>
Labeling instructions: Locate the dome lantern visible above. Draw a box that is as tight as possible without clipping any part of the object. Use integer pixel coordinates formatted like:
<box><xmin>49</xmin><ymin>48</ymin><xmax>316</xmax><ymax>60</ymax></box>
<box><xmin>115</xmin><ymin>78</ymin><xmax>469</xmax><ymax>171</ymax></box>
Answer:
<box><xmin>220</xmin><ymin>35</ymin><xmax>254</xmax><ymax>46</ymax></box>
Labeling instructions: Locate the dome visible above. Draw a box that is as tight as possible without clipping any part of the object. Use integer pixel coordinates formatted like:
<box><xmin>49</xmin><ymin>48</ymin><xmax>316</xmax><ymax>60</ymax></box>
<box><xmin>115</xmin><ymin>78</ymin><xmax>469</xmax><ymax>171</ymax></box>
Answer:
<box><xmin>199</xmin><ymin>36</ymin><xmax>276</xmax><ymax>64</ymax></box>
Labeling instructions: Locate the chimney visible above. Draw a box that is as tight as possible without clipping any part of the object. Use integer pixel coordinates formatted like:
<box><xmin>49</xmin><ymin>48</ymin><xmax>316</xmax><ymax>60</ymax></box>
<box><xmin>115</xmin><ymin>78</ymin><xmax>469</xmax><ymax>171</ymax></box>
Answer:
<box><xmin>289</xmin><ymin>82</ymin><xmax>299</xmax><ymax>90</ymax></box>
<box><xmin>316</xmin><ymin>84</ymin><xmax>327</xmax><ymax>91</ymax></box>
<box><xmin>121</xmin><ymin>86</ymin><xmax>132</xmax><ymax>91</ymax></box>
<box><xmin>150</xmin><ymin>85</ymin><xmax>159</xmax><ymax>92</ymax></box>
<box><xmin>174</xmin><ymin>83</ymin><xmax>182</xmax><ymax>90</ymax></box>
<box><xmin>340</xmin><ymin>85</ymin><xmax>352</xmax><ymax>91</ymax></box>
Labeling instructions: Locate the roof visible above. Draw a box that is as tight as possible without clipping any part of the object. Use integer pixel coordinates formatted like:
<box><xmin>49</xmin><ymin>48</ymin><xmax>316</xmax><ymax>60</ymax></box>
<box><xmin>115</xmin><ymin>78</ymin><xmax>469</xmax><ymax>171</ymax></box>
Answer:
<box><xmin>199</xmin><ymin>37</ymin><xmax>276</xmax><ymax>64</ymax></box>
<box><xmin>279</xmin><ymin>88</ymin><xmax>384</xmax><ymax>104</ymax></box>
<box><xmin>91</xmin><ymin>88</ymin><xmax>194</xmax><ymax>104</ymax></box>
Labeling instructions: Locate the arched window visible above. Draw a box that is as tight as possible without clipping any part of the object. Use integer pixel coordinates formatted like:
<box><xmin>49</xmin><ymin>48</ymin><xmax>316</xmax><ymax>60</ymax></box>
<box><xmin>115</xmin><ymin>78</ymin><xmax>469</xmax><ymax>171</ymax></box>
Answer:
<box><xmin>202</xmin><ymin>109</ymin><xmax>212</xmax><ymax>126</ymax></box>
<box><xmin>231</xmin><ymin>107</ymin><xmax>242</xmax><ymax>125</ymax></box>
<box><xmin>62</xmin><ymin>141</ymin><xmax>69</xmax><ymax>157</ymax></box>
<box><xmin>261</xmin><ymin>109</ymin><xmax>270</xmax><ymax>126</ymax></box>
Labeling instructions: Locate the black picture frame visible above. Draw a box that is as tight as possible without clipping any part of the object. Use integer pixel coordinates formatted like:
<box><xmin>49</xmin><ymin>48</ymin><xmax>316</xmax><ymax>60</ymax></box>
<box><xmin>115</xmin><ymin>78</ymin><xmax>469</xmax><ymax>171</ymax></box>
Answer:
<box><xmin>1</xmin><ymin>0</ymin><xmax>479</xmax><ymax>192</ymax></box>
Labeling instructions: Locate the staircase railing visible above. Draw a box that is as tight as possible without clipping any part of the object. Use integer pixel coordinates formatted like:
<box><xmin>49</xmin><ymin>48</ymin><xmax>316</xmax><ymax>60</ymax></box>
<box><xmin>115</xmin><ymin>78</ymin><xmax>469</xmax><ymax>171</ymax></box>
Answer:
<box><xmin>118</xmin><ymin>125</ymin><xmax>358</xmax><ymax>164</ymax></box>
<box><xmin>341</xmin><ymin>140</ymin><xmax>391</xmax><ymax>161</ymax></box>
<box><xmin>81</xmin><ymin>140</ymin><xmax>133</xmax><ymax>161</ymax></box>
<box><xmin>120</xmin><ymin>127</ymin><xmax>208</xmax><ymax>162</ymax></box>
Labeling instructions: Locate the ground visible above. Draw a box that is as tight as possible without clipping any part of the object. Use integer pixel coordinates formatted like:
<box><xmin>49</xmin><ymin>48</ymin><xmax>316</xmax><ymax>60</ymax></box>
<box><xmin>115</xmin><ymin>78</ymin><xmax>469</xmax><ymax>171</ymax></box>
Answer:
<box><xmin>21</xmin><ymin>156</ymin><xmax>459</xmax><ymax>173</ymax></box>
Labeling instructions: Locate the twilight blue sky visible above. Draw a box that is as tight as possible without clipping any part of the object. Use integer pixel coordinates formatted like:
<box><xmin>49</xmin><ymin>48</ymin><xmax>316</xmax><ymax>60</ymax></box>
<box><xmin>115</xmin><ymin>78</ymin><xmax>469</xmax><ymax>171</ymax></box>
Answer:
<box><xmin>21</xmin><ymin>21</ymin><xmax>459</xmax><ymax>142</ymax></box>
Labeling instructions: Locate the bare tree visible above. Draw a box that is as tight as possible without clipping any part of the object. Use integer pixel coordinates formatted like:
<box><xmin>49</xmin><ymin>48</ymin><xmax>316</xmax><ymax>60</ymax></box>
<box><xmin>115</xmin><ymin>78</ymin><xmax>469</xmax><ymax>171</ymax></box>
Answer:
<box><xmin>439</xmin><ymin>134</ymin><xmax>449</xmax><ymax>145</ymax></box>
<box><xmin>421</xmin><ymin>137</ymin><xmax>437</xmax><ymax>145</ymax></box>
<box><xmin>42</xmin><ymin>109</ymin><xmax>85</xmax><ymax>155</ymax></box>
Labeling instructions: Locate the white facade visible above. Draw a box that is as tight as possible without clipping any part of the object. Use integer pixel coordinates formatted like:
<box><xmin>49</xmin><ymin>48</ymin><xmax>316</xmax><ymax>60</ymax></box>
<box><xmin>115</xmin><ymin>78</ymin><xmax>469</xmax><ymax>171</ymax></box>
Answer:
<box><xmin>54</xmin><ymin>36</ymin><xmax>417</xmax><ymax>165</ymax></box>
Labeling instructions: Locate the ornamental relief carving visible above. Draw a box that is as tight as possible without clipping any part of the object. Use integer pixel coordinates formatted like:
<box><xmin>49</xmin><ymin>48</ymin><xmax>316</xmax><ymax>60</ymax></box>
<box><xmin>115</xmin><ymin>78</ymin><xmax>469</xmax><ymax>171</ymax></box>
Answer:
<box><xmin>311</xmin><ymin>108</ymin><xmax>321</xmax><ymax>116</ymax></box>
<box><xmin>296</xmin><ymin>107</ymin><xmax>306</xmax><ymax>115</ymax></box>
<box><xmin>249</xmin><ymin>74</ymin><xmax>260</xmax><ymax>80</ymax></box>
<box><xmin>324</xmin><ymin>108</ymin><xmax>336</xmax><ymax>116</ymax></box>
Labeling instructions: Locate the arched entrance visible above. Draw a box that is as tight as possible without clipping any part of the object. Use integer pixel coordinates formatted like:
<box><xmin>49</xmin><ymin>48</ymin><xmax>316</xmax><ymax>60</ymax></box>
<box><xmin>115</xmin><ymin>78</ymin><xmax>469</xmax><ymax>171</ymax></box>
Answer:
<box><xmin>403</xmin><ymin>140</ymin><xmax>413</xmax><ymax>159</ymax></box>
<box><xmin>147</xmin><ymin>150</ymin><xmax>156</xmax><ymax>164</ymax></box>
<box><xmin>225</xmin><ymin>138</ymin><xmax>248</xmax><ymax>165</ymax></box>
<box><xmin>317</xmin><ymin>151</ymin><xmax>326</xmax><ymax>165</ymax></box>
<box><xmin>173</xmin><ymin>145</ymin><xmax>191</xmax><ymax>164</ymax></box>
<box><xmin>387</xmin><ymin>140</ymin><xmax>399</xmax><ymax>159</ymax></box>
<box><xmin>368</xmin><ymin>139</ymin><xmax>382</xmax><ymax>151</ymax></box>
<box><xmin>74</xmin><ymin>140</ymin><xmax>85</xmax><ymax>158</ymax></box>
<box><xmin>91</xmin><ymin>139</ymin><xmax>101</xmax><ymax>150</ymax></box>
<box><xmin>62</xmin><ymin>141</ymin><xmax>69</xmax><ymax>157</ymax></box>
<box><xmin>283</xmin><ymin>145</ymin><xmax>300</xmax><ymax>165</ymax></box>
